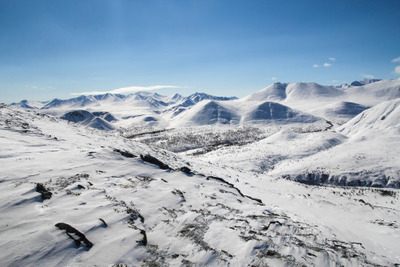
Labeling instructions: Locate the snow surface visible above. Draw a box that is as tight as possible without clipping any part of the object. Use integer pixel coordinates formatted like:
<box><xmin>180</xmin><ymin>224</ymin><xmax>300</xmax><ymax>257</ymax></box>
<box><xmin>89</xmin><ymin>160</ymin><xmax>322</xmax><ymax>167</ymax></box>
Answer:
<box><xmin>2</xmin><ymin>79</ymin><xmax>400</xmax><ymax>266</ymax></box>
<box><xmin>1</xmin><ymin>102</ymin><xmax>400</xmax><ymax>266</ymax></box>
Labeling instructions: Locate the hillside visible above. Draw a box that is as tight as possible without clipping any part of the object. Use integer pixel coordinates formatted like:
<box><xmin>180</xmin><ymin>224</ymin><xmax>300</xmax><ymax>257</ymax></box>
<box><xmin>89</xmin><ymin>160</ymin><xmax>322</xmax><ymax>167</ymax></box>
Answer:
<box><xmin>1</xmin><ymin>104</ymin><xmax>400</xmax><ymax>266</ymax></box>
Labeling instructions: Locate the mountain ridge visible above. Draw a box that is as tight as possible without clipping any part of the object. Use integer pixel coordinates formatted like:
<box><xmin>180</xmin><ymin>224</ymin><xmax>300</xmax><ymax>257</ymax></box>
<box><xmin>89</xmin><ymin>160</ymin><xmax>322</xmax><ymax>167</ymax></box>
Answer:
<box><xmin>10</xmin><ymin>79</ymin><xmax>400</xmax><ymax>129</ymax></box>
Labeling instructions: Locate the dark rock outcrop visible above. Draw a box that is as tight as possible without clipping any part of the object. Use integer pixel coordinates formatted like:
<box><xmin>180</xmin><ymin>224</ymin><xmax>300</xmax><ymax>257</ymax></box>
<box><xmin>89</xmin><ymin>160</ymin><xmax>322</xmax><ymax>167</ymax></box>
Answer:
<box><xmin>206</xmin><ymin>176</ymin><xmax>263</xmax><ymax>205</ymax></box>
<box><xmin>114</xmin><ymin>149</ymin><xmax>137</xmax><ymax>158</ymax></box>
<box><xmin>179</xmin><ymin>166</ymin><xmax>194</xmax><ymax>175</ymax></box>
<box><xmin>137</xmin><ymin>229</ymin><xmax>147</xmax><ymax>246</ymax></box>
<box><xmin>36</xmin><ymin>183</ymin><xmax>52</xmax><ymax>200</ymax></box>
<box><xmin>140</xmin><ymin>154</ymin><xmax>170</xmax><ymax>170</ymax></box>
<box><xmin>55</xmin><ymin>222</ymin><xmax>93</xmax><ymax>248</ymax></box>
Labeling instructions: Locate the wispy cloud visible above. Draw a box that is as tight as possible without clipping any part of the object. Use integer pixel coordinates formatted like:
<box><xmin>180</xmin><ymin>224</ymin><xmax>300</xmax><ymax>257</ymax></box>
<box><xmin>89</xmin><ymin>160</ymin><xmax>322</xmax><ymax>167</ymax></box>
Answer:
<box><xmin>391</xmin><ymin>57</ymin><xmax>400</xmax><ymax>63</ymax></box>
<box><xmin>26</xmin><ymin>84</ymin><xmax>54</xmax><ymax>91</ymax></box>
<box><xmin>331</xmin><ymin>80</ymin><xmax>340</xmax><ymax>83</ymax></box>
<box><xmin>72</xmin><ymin>85</ymin><xmax>183</xmax><ymax>96</ymax></box>
<box><xmin>362</xmin><ymin>74</ymin><xmax>375</xmax><ymax>79</ymax></box>
<box><xmin>314</xmin><ymin>57</ymin><xmax>336</xmax><ymax>68</ymax></box>
<box><xmin>395</xmin><ymin>66</ymin><xmax>400</xmax><ymax>74</ymax></box>
<box><xmin>270</xmin><ymin>77</ymin><xmax>278</xmax><ymax>81</ymax></box>
<box><xmin>25</xmin><ymin>85</ymin><xmax>38</xmax><ymax>89</ymax></box>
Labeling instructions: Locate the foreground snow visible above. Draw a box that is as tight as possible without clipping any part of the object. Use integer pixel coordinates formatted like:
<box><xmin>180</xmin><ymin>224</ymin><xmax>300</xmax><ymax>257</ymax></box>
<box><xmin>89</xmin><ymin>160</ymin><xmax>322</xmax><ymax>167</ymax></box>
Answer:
<box><xmin>1</xmin><ymin>102</ymin><xmax>400</xmax><ymax>266</ymax></box>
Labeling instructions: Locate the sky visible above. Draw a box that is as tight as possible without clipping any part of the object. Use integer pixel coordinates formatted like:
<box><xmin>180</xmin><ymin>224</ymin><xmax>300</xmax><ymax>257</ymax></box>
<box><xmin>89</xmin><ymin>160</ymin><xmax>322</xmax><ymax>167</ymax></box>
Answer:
<box><xmin>1</xmin><ymin>0</ymin><xmax>400</xmax><ymax>103</ymax></box>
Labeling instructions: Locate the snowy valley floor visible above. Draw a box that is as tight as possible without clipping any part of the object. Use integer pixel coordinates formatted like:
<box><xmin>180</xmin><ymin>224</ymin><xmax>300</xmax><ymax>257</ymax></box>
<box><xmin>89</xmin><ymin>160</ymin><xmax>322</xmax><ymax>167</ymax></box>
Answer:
<box><xmin>1</xmin><ymin>105</ymin><xmax>400</xmax><ymax>266</ymax></box>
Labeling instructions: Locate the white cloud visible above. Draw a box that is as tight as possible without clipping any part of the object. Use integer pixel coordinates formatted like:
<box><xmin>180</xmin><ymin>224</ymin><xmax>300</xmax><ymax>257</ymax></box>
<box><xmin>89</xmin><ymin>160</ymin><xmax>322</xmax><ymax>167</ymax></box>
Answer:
<box><xmin>391</xmin><ymin>57</ymin><xmax>400</xmax><ymax>63</ymax></box>
<box><xmin>313</xmin><ymin>64</ymin><xmax>320</xmax><ymax>68</ymax></box>
<box><xmin>323</xmin><ymin>63</ymin><xmax>331</xmax><ymax>67</ymax></box>
<box><xmin>331</xmin><ymin>80</ymin><xmax>340</xmax><ymax>83</ymax></box>
<box><xmin>362</xmin><ymin>74</ymin><xmax>375</xmax><ymax>79</ymax></box>
<box><xmin>395</xmin><ymin>66</ymin><xmax>400</xmax><ymax>74</ymax></box>
<box><xmin>271</xmin><ymin>77</ymin><xmax>278</xmax><ymax>81</ymax></box>
<box><xmin>26</xmin><ymin>85</ymin><xmax>54</xmax><ymax>91</ymax></box>
<box><xmin>72</xmin><ymin>85</ymin><xmax>183</xmax><ymax>96</ymax></box>
<box><xmin>329</xmin><ymin>57</ymin><xmax>336</xmax><ymax>61</ymax></box>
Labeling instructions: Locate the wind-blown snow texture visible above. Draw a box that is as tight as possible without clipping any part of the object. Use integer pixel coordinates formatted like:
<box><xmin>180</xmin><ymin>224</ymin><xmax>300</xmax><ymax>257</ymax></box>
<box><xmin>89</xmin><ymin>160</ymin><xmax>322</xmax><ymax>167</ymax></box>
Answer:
<box><xmin>2</xmin><ymin>79</ymin><xmax>400</xmax><ymax>266</ymax></box>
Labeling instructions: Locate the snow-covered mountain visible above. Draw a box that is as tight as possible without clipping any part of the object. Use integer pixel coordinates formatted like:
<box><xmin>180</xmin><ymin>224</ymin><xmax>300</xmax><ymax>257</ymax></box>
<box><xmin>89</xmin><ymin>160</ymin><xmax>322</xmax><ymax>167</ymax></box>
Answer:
<box><xmin>348</xmin><ymin>78</ymin><xmax>382</xmax><ymax>87</ymax></box>
<box><xmin>10</xmin><ymin>79</ymin><xmax>400</xmax><ymax>130</ymax></box>
<box><xmin>1</xmin><ymin>104</ymin><xmax>400</xmax><ymax>266</ymax></box>
<box><xmin>338</xmin><ymin>98</ymin><xmax>400</xmax><ymax>137</ymax></box>
<box><xmin>242</xmin><ymin>101</ymin><xmax>320</xmax><ymax>124</ymax></box>
<box><xmin>10</xmin><ymin>99</ymin><xmax>47</xmax><ymax>109</ymax></box>
<box><xmin>60</xmin><ymin>110</ymin><xmax>116</xmax><ymax>131</ymax></box>
<box><xmin>172</xmin><ymin>100</ymin><xmax>240</xmax><ymax>126</ymax></box>
<box><xmin>1</xmin><ymin>78</ymin><xmax>400</xmax><ymax>266</ymax></box>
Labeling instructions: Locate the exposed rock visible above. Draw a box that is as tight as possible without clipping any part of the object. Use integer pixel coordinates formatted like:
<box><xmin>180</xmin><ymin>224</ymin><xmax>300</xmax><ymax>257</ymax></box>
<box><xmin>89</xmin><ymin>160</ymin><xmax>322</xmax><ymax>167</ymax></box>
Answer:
<box><xmin>179</xmin><ymin>166</ymin><xmax>194</xmax><ymax>175</ymax></box>
<box><xmin>137</xmin><ymin>229</ymin><xmax>147</xmax><ymax>246</ymax></box>
<box><xmin>99</xmin><ymin>218</ymin><xmax>108</xmax><ymax>228</ymax></box>
<box><xmin>55</xmin><ymin>222</ymin><xmax>93</xmax><ymax>248</ymax></box>
<box><xmin>207</xmin><ymin>176</ymin><xmax>263</xmax><ymax>205</ymax></box>
<box><xmin>77</xmin><ymin>184</ymin><xmax>85</xmax><ymax>190</ymax></box>
<box><xmin>36</xmin><ymin>183</ymin><xmax>52</xmax><ymax>200</ymax></box>
<box><xmin>140</xmin><ymin>154</ymin><xmax>170</xmax><ymax>170</ymax></box>
<box><xmin>114</xmin><ymin>149</ymin><xmax>137</xmax><ymax>158</ymax></box>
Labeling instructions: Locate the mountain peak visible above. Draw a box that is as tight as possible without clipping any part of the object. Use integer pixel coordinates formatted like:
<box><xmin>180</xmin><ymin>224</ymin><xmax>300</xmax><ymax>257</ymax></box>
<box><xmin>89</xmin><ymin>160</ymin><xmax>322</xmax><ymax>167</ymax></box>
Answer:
<box><xmin>188</xmin><ymin>92</ymin><xmax>237</xmax><ymax>103</ymax></box>
<box><xmin>350</xmin><ymin>79</ymin><xmax>382</xmax><ymax>87</ymax></box>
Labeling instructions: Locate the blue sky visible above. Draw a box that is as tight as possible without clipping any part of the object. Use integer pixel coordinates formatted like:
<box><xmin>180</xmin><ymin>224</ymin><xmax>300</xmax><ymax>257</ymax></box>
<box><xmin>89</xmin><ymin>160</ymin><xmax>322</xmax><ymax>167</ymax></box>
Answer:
<box><xmin>1</xmin><ymin>0</ymin><xmax>400</xmax><ymax>103</ymax></box>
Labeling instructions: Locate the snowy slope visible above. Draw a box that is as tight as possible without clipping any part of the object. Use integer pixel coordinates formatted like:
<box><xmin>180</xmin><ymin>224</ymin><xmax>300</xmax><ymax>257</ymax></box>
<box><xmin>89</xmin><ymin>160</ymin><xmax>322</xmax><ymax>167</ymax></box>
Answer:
<box><xmin>345</xmin><ymin>79</ymin><xmax>400</xmax><ymax>105</ymax></box>
<box><xmin>242</xmin><ymin>101</ymin><xmax>320</xmax><ymax>124</ymax></box>
<box><xmin>240</xmin><ymin>82</ymin><xmax>289</xmax><ymax>102</ymax></box>
<box><xmin>338</xmin><ymin>98</ymin><xmax>400</xmax><ymax>136</ymax></box>
<box><xmin>1</xmin><ymin>105</ymin><xmax>400</xmax><ymax>266</ymax></box>
<box><xmin>267</xmin><ymin>99</ymin><xmax>400</xmax><ymax>187</ymax></box>
<box><xmin>191</xmin><ymin>100</ymin><xmax>400</xmax><ymax>188</ymax></box>
<box><xmin>171</xmin><ymin>100</ymin><xmax>240</xmax><ymax>126</ymax></box>
<box><xmin>285</xmin><ymin>82</ymin><xmax>345</xmax><ymax>101</ymax></box>
<box><xmin>310</xmin><ymin>101</ymin><xmax>370</xmax><ymax>124</ymax></box>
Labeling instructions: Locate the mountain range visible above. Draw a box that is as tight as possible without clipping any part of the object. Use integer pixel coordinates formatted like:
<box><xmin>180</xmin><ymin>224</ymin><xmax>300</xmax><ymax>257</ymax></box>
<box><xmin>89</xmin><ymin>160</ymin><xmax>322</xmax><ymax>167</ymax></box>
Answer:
<box><xmin>11</xmin><ymin>79</ymin><xmax>400</xmax><ymax>130</ymax></box>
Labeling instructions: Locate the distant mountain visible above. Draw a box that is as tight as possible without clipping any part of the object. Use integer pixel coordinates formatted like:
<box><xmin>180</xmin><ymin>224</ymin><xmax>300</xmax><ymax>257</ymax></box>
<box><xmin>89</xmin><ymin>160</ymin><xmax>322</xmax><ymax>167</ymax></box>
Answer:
<box><xmin>10</xmin><ymin>100</ymin><xmax>46</xmax><ymax>109</ymax></box>
<box><xmin>285</xmin><ymin>82</ymin><xmax>345</xmax><ymax>100</ymax></box>
<box><xmin>42</xmin><ymin>94</ymin><xmax>127</xmax><ymax>109</ymax></box>
<box><xmin>241</xmin><ymin>82</ymin><xmax>288</xmax><ymax>102</ymax></box>
<box><xmin>14</xmin><ymin>91</ymin><xmax>237</xmax><ymax>111</ymax></box>
<box><xmin>243</xmin><ymin>82</ymin><xmax>345</xmax><ymax>103</ymax></box>
<box><xmin>187</xmin><ymin>92</ymin><xmax>237</xmax><ymax>103</ymax></box>
<box><xmin>173</xmin><ymin>100</ymin><xmax>240</xmax><ymax>126</ymax></box>
<box><xmin>344</xmin><ymin>79</ymin><xmax>400</xmax><ymax>105</ymax></box>
<box><xmin>312</xmin><ymin>101</ymin><xmax>370</xmax><ymax>124</ymax></box>
<box><xmin>60</xmin><ymin>110</ymin><xmax>115</xmax><ymax>131</ymax></box>
<box><xmin>349</xmin><ymin>79</ymin><xmax>382</xmax><ymax>87</ymax></box>
<box><xmin>243</xmin><ymin>101</ymin><xmax>320</xmax><ymax>124</ymax></box>
<box><xmin>11</xmin><ymin>79</ymin><xmax>400</xmax><ymax>129</ymax></box>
